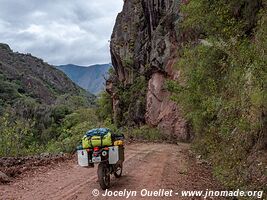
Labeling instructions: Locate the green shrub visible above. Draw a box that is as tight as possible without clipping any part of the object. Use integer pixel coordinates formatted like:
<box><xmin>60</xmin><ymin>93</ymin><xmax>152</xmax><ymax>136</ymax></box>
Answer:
<box><xmin>124</xmin><ymin>125</ymin><xmax>167</xmax><ymax>141</ymax></box>
<box><xmin>46</xmin><ymin>108</ymin><xmax>101</xmax><ymax>153</ymax></box>
<box><xmin>0</xmin><ymin>109</ymin><xmax>37</xmax><ymax>156</ymax></box>
<box><xmin>51</xmin><ymin>105</ymin><xmax>71</xmax><ymax>124</ymax></box>
<box><xmin>96</xmin><ymin>91</ymin><xmax>113</xmax><ymax>121</ymax></box>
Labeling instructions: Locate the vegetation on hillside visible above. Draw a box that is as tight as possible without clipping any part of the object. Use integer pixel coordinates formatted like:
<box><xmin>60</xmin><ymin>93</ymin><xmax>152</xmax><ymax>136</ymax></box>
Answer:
<box><xmin>0</xmin><ymin>44</ymin><xmax>96</xmax><ymax>156</ymax></box>
<box><xmin>168</xmin><ymin>0</ymin><xmax>266</xmax><ymax>192</ymax></box>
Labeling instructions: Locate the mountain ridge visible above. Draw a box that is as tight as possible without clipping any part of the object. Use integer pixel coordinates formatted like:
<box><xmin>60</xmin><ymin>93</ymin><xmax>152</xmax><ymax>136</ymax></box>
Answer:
<box><xmin>0</xmin><ymin>43</ymin><xmax>95</xmax><ymax>104</ymax></box>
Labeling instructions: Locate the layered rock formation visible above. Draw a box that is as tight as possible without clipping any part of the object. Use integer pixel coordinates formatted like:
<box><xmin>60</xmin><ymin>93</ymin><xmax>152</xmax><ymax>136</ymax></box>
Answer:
<box><xmin>108</xmin><ymin>0</ymin><xmax>191</xmax><ymax>141</ymax></box>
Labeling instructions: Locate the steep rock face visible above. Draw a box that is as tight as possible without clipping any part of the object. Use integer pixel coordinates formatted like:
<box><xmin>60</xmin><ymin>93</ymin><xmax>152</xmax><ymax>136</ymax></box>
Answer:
<box><xmin>109</xmin><ymin>0</ymin><xmax>190</xmax><ymax>140</ymax></box>
<box><xmin>146</xmin><ymin>72</ymin><xmax>188</xmax><ymax>140</ymax></box>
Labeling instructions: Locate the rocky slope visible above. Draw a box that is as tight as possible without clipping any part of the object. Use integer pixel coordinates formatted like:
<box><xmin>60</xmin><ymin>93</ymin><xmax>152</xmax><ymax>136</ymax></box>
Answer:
<box><xmin>57</xmin><ymin>64</ymin><xmax>111</xmax><ymax>95</ymax></box>
<box><xmin>108</xmin><ymin>0</ymin><xmax>190</xmax><ymax>140</ymax></box>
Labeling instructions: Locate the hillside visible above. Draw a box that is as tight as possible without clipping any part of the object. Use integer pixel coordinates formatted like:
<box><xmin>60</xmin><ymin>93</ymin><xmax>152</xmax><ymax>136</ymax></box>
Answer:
<box><xmin>0</xmin><ymin>43</ymin><xmax>95</xmax><ymax>106</ymax></box>
<box><xmin>0</xmin><ymin>43</ymin><xmax>96</xmax><ymax>156</ymax></box>
<box><xmin>57</xmin><ymin>64</ymin><xmax>111</xmax><ymax>95</ymax></box>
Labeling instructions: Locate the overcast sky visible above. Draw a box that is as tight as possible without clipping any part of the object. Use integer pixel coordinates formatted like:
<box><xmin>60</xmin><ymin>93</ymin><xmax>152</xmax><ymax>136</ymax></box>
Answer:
<box><xmin>0</xmin><ymin>0</ymin><xmax>123</xmax><ymax>66</ymax></box>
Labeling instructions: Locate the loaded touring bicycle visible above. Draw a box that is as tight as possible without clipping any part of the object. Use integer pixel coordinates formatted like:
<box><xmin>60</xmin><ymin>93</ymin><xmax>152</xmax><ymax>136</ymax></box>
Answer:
<box><xmin>77</xmin><ymin>128</ymin><xmax>125</xmax><ymax>189</ymax></box>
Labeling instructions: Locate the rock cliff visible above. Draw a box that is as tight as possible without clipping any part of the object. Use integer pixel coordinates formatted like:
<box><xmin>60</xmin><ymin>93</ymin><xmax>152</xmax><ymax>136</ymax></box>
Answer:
<box><xmin>109</xmin><ymin>0</ymin><xmax>191</xmax><ymax>140</ymax></box>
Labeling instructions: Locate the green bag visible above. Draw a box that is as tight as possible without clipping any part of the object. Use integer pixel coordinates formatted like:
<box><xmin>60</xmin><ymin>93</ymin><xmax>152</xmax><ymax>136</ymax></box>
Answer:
<box><xmin>82</xmin><ymin>131</ymin><xmax>113</xmax><ymax>148</ymax></box>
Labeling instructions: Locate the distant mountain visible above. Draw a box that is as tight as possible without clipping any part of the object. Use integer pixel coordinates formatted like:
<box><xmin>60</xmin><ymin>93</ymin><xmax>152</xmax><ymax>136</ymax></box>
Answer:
<box><xmin>57</xmin><ymin>64</ymin><xmax>111</xmax><ymax>95</ymax></box>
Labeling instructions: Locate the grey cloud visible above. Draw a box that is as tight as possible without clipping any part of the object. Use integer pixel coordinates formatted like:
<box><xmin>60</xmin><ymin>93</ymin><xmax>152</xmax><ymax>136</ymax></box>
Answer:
<box><xmin>0</xmin><ymin>0</ymin><xmax>123</xmax><ymax>65</ymax></box>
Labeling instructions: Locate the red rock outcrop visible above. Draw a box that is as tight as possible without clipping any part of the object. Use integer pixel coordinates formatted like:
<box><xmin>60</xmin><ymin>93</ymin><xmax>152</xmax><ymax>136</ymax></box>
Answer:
<box><xmin>108</xmin><ymin>0</ymin><xmax>191</xmax><ymax>141</ymax></box>
<box><xmin>146</xmin><ymin>72</ymin><xmax>188</xmax><ymax>140</ymax></box>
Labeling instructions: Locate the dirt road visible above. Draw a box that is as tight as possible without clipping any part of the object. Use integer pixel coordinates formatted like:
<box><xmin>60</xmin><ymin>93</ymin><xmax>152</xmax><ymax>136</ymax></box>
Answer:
<box><xmin>0</xmin><ymin>143</ymin><xmax>224</xmax><ymax>200</ymax></box>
